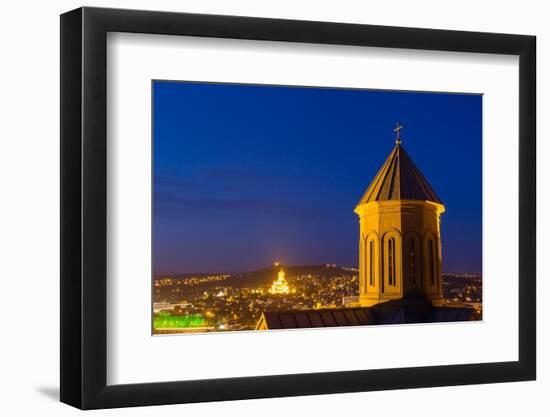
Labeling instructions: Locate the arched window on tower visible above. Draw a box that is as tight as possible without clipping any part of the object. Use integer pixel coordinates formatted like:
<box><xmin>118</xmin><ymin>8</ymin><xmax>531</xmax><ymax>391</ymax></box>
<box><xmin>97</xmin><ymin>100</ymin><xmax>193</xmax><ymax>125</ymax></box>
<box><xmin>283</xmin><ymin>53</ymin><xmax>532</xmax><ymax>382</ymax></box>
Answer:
<box><xmin>388</xmin><ymin>237</ymin><xmax>395</xmax><ymax>286</ymax></box>
<box><xmin>369</xmin><ymin>240</ymin><xmax>374</xmax><ymax>286</ymax></box>
<box><xmin>429</xmin><ymin>239</ymin><xmax>435</xmax><ymax>286</ymax></box>
<box><xmin>409</xmin><ymin>238</ymin><xmax>416</xmax><ymax>285</ymax></box>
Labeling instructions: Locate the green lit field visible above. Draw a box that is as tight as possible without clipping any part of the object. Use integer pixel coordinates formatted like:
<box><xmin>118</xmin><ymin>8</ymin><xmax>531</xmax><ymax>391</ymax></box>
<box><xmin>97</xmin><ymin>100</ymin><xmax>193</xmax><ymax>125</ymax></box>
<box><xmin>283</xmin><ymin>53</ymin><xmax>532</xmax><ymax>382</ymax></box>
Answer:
<box><xmin>153</xmin><ymin>312</ymin><xmax>210</xmax><ymax>333</ymax></box>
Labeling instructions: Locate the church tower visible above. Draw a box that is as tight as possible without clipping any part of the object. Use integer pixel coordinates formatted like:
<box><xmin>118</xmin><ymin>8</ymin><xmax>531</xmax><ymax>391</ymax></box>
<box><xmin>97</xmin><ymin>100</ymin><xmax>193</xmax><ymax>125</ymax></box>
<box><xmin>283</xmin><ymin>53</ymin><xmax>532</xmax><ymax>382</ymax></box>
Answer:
<box><xmin>355</xmin><ymin>124</ymin><xmax>446</xmax><ymax>307</ymax></box>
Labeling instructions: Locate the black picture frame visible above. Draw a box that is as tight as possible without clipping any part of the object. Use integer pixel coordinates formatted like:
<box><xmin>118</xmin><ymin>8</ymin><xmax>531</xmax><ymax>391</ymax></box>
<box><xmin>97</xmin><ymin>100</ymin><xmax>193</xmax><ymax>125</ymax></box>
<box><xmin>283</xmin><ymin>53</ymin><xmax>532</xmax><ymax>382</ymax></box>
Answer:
<box><xmin>60</xmin><ymin>6</ymin><xmax>536</xmax><ymax>410</ymax></box>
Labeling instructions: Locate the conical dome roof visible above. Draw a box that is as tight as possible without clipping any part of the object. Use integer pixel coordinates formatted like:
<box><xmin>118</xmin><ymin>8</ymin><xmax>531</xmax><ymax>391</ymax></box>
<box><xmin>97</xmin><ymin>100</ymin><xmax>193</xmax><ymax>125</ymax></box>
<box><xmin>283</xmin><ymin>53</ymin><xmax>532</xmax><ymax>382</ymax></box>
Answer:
<box><xmin>356</xmin><ymin>143</ymin><xmax>442</xmax><ymax>206</ymax></box>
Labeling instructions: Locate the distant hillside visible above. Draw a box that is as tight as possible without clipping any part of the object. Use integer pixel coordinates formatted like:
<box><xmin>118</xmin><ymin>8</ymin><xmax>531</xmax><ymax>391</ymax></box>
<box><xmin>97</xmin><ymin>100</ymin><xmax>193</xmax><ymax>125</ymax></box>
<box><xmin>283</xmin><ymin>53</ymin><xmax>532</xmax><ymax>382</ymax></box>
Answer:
<box><xmin>154</xmin><ymin>264</ymin><xmax>355</xmax><ymax>288</ymax></box>
<box><xmin>230</xmin><ymin>264</ymin><xmax>352</xmax><ymax>288</ymax></box>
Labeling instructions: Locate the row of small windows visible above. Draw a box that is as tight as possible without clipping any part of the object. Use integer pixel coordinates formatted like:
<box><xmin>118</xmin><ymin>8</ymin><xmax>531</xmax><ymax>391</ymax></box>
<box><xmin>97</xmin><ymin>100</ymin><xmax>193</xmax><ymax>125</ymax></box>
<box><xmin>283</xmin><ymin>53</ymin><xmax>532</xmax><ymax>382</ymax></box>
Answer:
<box><xmin>365</xmin><ymin>237</ymin><xmax>438</xmax><ymax>288</ymax></box>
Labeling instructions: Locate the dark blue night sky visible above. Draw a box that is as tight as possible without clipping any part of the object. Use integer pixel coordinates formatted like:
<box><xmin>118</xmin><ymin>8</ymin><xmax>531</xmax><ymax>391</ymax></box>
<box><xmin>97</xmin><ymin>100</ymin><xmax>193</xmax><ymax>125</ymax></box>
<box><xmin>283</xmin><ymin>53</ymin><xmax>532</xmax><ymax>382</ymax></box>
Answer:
<box><xmin>153</xmin><ymin>81</ymin><xmax>482</xmax><ymax>275</ymax></box>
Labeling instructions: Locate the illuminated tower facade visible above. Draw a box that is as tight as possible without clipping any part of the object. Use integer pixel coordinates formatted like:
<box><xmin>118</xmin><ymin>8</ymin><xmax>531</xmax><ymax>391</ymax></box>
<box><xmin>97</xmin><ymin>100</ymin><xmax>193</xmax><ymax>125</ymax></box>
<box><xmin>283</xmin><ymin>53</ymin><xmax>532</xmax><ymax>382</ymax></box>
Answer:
<box><xmin>354</xmin><ymin>124</ymin><xmax>446</xmax><ymax>307</ymax></box>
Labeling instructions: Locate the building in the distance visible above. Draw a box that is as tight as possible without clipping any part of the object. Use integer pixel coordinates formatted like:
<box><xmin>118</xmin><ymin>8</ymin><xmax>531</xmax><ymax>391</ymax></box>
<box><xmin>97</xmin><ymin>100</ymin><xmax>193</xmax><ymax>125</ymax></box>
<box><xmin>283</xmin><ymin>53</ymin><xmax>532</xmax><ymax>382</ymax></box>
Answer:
<box><xmin>256</xmin><ymin>124</ymin><xmax>478</xmax><ymax>330</ymax></box>
<box><xmin>269</xmin><ymin>268</ymin><xmax>291</xmax><ymax>295</ymax></box>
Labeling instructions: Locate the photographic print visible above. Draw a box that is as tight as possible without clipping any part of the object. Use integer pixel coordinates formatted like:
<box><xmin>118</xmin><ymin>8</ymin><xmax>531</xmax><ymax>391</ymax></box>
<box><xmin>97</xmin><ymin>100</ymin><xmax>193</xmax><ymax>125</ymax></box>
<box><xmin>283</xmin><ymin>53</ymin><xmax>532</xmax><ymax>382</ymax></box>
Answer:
<box><xmin>152</xmin><ymin>81</ymin><xmax>482</xmax><ymax>335</ymax></box>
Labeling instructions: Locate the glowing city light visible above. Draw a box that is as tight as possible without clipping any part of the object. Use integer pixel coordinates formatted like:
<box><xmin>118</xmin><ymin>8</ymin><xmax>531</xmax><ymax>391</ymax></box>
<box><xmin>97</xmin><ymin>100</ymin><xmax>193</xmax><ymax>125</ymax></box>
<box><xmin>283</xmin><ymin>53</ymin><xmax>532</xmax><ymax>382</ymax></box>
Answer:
<box><xmin>269</xmin><ymin>268</ymin><xmax>291</xmax><ymax>295</ymax></box>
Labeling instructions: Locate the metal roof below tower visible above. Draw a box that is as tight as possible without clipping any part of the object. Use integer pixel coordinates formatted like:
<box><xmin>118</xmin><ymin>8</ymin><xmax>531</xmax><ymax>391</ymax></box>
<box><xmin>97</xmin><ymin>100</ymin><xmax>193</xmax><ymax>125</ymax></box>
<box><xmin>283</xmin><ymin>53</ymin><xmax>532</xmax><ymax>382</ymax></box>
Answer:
<box><xmin>256</xmin><ymin>304</ymin><xmax>478</xmax><ymax>330</ymax></box>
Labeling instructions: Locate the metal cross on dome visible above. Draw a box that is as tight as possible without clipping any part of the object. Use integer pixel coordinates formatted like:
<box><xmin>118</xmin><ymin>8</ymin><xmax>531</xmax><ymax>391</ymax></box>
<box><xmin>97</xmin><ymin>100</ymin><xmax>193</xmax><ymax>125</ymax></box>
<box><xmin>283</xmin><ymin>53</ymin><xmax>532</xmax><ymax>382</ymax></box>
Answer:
<box><xmin>393</xmin><ymin>122</ymin><xmax>403</xmax><ymax>144</ymax></box>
